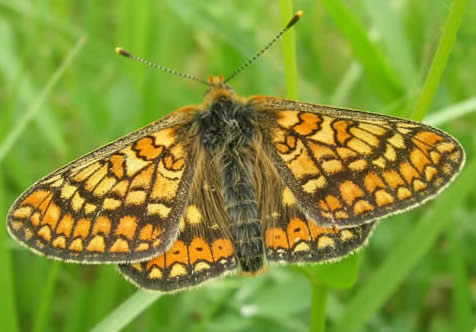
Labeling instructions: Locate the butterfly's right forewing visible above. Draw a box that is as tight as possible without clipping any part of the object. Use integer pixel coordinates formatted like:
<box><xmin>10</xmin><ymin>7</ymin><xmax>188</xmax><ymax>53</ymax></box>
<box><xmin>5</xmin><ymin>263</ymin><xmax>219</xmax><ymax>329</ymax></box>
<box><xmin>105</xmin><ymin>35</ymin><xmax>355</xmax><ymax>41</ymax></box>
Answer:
<box><xmin>253</xmin><ymin>96</ymin><xmax>465</xmax><ymax>228</ymax></box>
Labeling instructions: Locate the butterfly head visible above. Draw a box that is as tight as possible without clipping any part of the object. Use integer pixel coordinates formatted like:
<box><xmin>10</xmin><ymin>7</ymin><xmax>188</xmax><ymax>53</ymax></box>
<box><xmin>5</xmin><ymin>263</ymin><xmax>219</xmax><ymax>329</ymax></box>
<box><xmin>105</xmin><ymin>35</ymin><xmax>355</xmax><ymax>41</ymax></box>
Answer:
<box><xmin>203</xmin><ymin>74</ymin><xmax>239</xmax><ymax>106</ymax></box>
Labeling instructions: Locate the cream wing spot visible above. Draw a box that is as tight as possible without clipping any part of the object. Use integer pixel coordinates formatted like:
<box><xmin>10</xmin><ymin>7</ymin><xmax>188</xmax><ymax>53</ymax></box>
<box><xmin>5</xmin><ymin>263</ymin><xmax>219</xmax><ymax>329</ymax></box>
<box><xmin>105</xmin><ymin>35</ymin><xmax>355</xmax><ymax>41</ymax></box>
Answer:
<box><xmin>10</xmin><ymin>221</ymin><xmax>24</xmax><ymax>231</ymax></box>
<box><xmin>372</xmin><ymin>157</ymin><xmax>387</xmax><ymax>169</ymax></box>
<box><xmin>110</xmin><ymin>239</ymin><xmax>130</xmax><ymax>253</ymax></box>
<box><xmin>152</xmin><ymin>128</ymin><xmax>176</xmax><ymax>147</ymax></box>
<box><xmin>61</xmin><ymin>183</ymin><xmax>77</xmax><ymax>199</ymax></box>
<box><xmin>103</xmin><ymin>198</ymin><xmax>122</xmax><ymax>210</ymax></box>
<box><xmin>84</xmin><ymin>164</ymin><xmax>108</xmax><ymax>191</ymax></box>
<box><xmin>293</xmin><ymin>242</ymin><xmax>311</xmax><ymax>253</ymax></box>
<box><xmin>186</xmin><ymin>205</ymin><xmax>202</xmax><ymax>224</ymax></box>
<box><xmin>388</xmin><ymin>133</ymin><xmax>405</xmax><ymax>148</ymax></box>
<box><xmin>38</xmin><ymin>225</ymin><xmax>52</xmax><ymax>241</ymax></box>
<box><xmin>148</xmin><ymin>267</ymin><xmax>163</xmax><ymax>279</ymax></box>
<box><xmin>50</xmin><ymin>178</ymin><xmax>64</xmax><ymax>188</ymax></box>
<box><xmin>73</xmin><ymin>162</ymin><xmax>102</xmax><ymax>182</ymax></box>
<box><xmin>110</xmin><ymin>180</ymin><xmax>129</xmax><ymax>197</ymax></box>
<box><xmin>84</xmin><ymin>203</ymin><xmax>97</xmax><ymax>215</ymax></box>
<box><xmin>71</xmin><ymin>192</ymin><xmax>85</xmax><ymax>212</ymax></box>
<box><xmin>12</xmin><ymin>206</ymin><xmax>32</xmax><ymax>219</ymax></box>
<box><xmin>384</xmin><ymin>143</ymin><xmax>397</xmax><ymax>161</ymax></box>
<box><xmin>122</xmin><ymin>147</ymin><xmax>150</xmax><ymax>177</ymax></box>
<box><xmin>170</xmin><ymin>263</ymin><xmax>187</xmax><ymax>277</ymax></box>
<box><xmin>348</xmin><ymin>159</ymin><xmax>368</xmax><ymax>172</ymax></box>
<box><xmin>147</xmin><ymin>203</ymin><xmax>172</xmax><ymax>218</ymax></box>
<box><xmin>194</xmin><ymin>262</ymin><xmax>211</xmax><ymax>272</ymax></box>
<box><xmin>87</xmin><ymin>236</ymin><xmax>106</xmax><ymax>252</ymax></box>
<box><xmin>125</xmin><ymin>190</ymin><xmax>146</xmax><ymax>205</ymax></box>
<box><xmin>347</xmin><ymin>138</ymin><xmax>372</xmax><ymax>155</ymax></box>
<box><xmin>93</xmin><ymin>177</ymin><xmax>117</xmax><ymax>197</ymax></box>
<box><xmin>277</xmin><ymin>110</ymin><xmax>300</xmax><ymax>127</ymax></box>
<box><xmin>309</xmin><ymin>116</ymin><xmax>336</xmax><ymax>145</ymax></box>
<box><xmin>358</xmin><ymin>123</ymin><xmax>387</xmax><ymax>135</ymax></box>
<box><xmin>317</xmin><ymin>236</ymin><xmax>335</xmax><ymax>249</ymax></box>
<box><xmin>340</xmin><ymin>230</ymin><xmax>354</xmax><ymax>241</ymax></box>
<box><xmin>52</xmin><ymin>236</ymin><xmax>66</xmax><ymax>249</ymax></box>
<box><xmin>302</xmin><ymin>177</ymin><xmax>327</xmax><ymax>193</ymax></box>
<box><xmin>69</xmin><ymin>238</ymin><xmax>83</xmax><ymax>252</ymax></box>
<box><xmin>350</xmin><ymin>127</ymin><xmax>379</xmax><ymax>147</ymax></box>
<box><xmin>282</xmin><ymin>187</ymin><xmax>297</xmax><ymax>206</ymax></box>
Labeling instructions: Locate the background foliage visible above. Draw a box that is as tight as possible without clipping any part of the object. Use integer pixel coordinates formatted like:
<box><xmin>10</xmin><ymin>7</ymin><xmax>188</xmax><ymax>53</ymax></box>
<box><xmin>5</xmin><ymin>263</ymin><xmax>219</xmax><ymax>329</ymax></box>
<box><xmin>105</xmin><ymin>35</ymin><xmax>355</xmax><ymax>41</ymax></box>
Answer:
<box><xmin>1</xmin><ymin>1</ymin><xmax>475</xmax><ymax>331</ymax></box>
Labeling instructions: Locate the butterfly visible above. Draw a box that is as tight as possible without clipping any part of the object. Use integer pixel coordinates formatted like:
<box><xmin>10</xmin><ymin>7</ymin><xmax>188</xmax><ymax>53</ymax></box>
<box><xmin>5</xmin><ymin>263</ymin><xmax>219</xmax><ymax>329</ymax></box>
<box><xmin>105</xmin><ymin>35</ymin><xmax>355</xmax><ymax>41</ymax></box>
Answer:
<box><xmin>7</xmin><ymin>11</ymin><xmax>465</xmax><ymax>292</ymax></box>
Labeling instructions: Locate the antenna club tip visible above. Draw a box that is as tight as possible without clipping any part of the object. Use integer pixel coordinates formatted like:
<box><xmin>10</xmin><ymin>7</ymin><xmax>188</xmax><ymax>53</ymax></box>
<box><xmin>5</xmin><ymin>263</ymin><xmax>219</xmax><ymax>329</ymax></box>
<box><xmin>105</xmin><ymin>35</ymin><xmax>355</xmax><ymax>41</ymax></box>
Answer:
<box><xmin>286</xmin><ymin>10</ymin><xmax>304</xmax><ymax>29</ymax></box>
<box><xmin>115</xmin><ymin>47</ymin><xmax>132</xmax><ymax>58</ymax></box>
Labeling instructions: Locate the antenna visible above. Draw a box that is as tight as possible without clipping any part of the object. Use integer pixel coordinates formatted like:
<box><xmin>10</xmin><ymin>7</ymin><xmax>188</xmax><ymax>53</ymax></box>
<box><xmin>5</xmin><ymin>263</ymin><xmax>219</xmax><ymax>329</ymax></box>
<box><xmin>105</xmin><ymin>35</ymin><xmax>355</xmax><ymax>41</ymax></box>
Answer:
<box><xmin>115</xmin><ymin>48</ymin><xmax>210</xmax><ymax>86</ymax></box>
<box><xmin>224</xmin><ymin>10</ymin><xmax>303</xmax><ymax>83</ymax></box>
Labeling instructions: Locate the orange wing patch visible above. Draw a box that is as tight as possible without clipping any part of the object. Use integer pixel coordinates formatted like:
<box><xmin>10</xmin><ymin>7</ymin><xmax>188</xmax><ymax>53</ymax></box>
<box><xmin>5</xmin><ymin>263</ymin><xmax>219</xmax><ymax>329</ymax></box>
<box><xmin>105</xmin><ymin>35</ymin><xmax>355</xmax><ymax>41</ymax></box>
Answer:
<box><xmin>265</xmin><ymin>107</ymin><xmax>464</xmax><ymax>227</ymax></box>
<box><xmin>119</xmin><ymin>204</ymin><xmax>237</xmax><ymax>292</ymax></box>
<box><xmin>7</xmin><ymin>123</ymin><xmax>196</xmax><ymax>264</ymax></box>
<box><xmin>265</xmin><ymin>214</ymin><xmax>375</xmax><ymax>263</ymax></box>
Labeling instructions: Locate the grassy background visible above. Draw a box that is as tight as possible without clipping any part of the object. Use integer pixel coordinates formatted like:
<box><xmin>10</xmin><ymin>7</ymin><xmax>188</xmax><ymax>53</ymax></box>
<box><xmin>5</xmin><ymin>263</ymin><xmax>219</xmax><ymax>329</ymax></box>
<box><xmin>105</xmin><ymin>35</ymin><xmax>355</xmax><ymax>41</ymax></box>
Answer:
<box><xmin>1</xmin><ymin>0</ymin><xmax>475</xmax><ymax>331</ymax></box>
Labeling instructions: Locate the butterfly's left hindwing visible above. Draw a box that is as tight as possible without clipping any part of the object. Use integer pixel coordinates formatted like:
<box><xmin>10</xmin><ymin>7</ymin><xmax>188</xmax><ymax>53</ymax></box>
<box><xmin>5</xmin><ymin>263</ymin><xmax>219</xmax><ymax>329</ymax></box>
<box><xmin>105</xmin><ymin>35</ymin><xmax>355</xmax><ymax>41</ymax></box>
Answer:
<box><xmin>119</xmin><ymin>152</ymin><xmax>238</xmax><ymax>291</ymax></box>
<box><xmin>253</xmin><ymin>96</ymin><xmax>465</xmax><ymax>228</ymax></box>
<box><xmin>7</xmin><ymin>108</ymin><xmax>198</xmax><ymax>263</ymax></box>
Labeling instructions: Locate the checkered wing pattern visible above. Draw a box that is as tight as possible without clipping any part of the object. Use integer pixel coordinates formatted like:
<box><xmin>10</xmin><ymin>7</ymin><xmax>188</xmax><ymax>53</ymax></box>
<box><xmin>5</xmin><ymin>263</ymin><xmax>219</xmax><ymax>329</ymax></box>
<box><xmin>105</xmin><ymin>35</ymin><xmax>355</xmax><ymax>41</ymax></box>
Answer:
<box><xmin>7</xmin><ymin>109</ymin><xmax>198</xmax><ymax>263</ymax></box>
<box><xmin>255</xmin><ymin>97</ymin><xmax>465</xmax><ymax>228</ymax></box>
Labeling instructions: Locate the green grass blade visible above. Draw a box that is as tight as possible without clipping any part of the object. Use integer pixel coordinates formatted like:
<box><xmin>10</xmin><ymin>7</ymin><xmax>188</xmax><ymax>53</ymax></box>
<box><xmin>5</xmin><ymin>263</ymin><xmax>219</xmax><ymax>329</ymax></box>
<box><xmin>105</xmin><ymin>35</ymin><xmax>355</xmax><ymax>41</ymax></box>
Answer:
<box><xmin>320</xmin><ymin>0</ymin><xmax>404</xmax><ymax>101</ymax></box>
<box><xmin>89</xmin><ymin>289</ymin><xmax>162</xmax><ymax>332</ymax></box>
<box><xmin>0</xmin><ymin>36</ymin><xmax>87</xmax><ymax>163</ymax></box>
<box><xmin>411</xmin><ymin>0</ymin><xmax>468</xmax><ymax>121</ymax></box>
<box><xmin>331</xmin><ymin>158</ymin><xmax>476</xmax><ymax>332</ymax></box>
<box><xmin>63</xmin><ymin>284</ymin><xmax>88</xmax><ymax>332</ymax></box>
<box><xmin>280</xmin><ymin>0</ymin><xmax>299</xmax><ymax>100</ymax></box>
<box><xmin>0</xmin><ymin>174</ymin><xmax>19</xmax><ymax>332</ymax></box>
<box><xmin>310</xmin><ymin>282</ymin><xmax>328</xmax><ymax>332</ymax></box>
<box><xmin>86</xmin><ymin>267</ymin><xmax>121</xmax><ymax>328</ymax></box>
<box><xmin>32</xmin><ymin>262</ymin><xmax>60</xmax><ymax>332</ymax></box>
<box><xmin>361</xmin><ymin>0</ymin><xmax>418</xmax><ymax>88</ymax></box>
<box><xmin>424</xmin><ymin>96</ymin><xmax>476</xmax><ymax>126</ymax></box>
<box><xmin>330</xmin><ymin>61</ymin><xmax>362</xmax><ymax>105</ymax></box>
<box><xmin>448</xmin><ymin>227</ymin><xmax>473</xmax><ymax>331</ymax></box>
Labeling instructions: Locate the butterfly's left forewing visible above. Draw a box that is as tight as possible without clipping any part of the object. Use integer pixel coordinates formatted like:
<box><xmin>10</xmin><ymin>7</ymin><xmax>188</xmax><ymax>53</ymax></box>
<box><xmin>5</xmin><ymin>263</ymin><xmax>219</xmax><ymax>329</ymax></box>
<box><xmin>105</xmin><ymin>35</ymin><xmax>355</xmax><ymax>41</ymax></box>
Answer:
<box><xmin>7</xmin><ymin>108</ymin><xmax>198</xmax><ymax>263</ymax></box>
<box><xmin>253</xmin><ymin>96</ymin><xmax>465</xmax><ymax>228</ymax></box>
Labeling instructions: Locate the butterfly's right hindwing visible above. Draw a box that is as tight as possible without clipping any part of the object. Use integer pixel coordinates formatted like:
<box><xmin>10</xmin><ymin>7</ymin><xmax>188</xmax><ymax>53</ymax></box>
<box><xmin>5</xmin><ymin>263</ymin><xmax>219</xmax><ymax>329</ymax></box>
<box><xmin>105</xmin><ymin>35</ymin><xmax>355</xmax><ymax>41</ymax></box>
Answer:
<box><xmin>253</xmin><ymin>142</ymin><xmax>375</xmax><ymax>264</ymax></box>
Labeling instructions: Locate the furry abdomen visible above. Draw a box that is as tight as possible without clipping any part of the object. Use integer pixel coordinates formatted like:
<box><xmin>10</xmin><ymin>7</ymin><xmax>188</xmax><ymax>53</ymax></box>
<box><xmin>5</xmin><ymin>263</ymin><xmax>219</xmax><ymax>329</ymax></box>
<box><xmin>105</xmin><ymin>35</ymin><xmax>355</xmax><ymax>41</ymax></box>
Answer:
<box><xmin>197</xmin><ymin>95</ymin><xmax>264</xmax><ymax>273</ymax></box>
